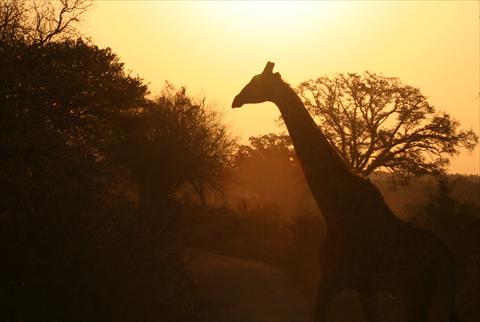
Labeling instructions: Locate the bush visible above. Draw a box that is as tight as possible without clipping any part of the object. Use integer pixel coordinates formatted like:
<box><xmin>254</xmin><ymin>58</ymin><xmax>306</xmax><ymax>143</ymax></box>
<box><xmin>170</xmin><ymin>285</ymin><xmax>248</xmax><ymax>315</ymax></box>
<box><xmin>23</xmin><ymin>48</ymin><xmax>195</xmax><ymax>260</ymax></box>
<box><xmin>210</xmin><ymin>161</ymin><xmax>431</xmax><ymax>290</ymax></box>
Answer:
<box><xmin>1</xmin><ymin>38</ymin><xmax>212</xmax><ymax>321</ymax></box>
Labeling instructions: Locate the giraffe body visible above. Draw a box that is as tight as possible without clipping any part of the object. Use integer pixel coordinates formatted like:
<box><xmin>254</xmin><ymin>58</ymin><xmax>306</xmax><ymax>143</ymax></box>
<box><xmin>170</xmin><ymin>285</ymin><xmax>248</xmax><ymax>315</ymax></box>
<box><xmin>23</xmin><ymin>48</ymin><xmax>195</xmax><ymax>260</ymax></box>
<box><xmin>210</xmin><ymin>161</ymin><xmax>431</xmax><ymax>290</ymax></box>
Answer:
<box><xmin>232</xmin><ymin>62</ymin><xmax>458</xmax><ymax>322</ymax></box>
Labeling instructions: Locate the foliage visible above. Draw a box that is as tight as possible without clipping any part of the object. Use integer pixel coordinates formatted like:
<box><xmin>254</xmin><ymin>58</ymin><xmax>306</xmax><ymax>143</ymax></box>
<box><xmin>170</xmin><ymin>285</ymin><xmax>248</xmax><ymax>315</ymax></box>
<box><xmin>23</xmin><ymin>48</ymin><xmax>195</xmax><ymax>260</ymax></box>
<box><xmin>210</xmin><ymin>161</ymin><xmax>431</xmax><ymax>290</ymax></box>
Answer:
<box><xmin>115</xmin><ymin>83</ymin><xmax>236</xmax><ymax>207</ymax></box>
<box><xmin>415</xmin><ymin>174</ymin><xmax>480</xmax><ymax>255</ymax></box>
<box><xmin>232</xmin><ymin>134</ymin><xmax>307</xmax><ymax>212</ymax></box>
<box><xmin>298</xmin><ymin>72</ymin><xmax>478</xmax><ymax>180</ymax></box>
<box><xmin>0</xmin><ymin>37</ymin><xmax>212</xmax><ymax>321</ymax></box>
<box><xmin>235</xmin><ymin>133</ymin><xmax>295</xmax><ymax>164</ymax></box>
<box><xmin>0</xmin><ymin>38</ymin><xmax>147</xmax><ymax>157</ymax></box>
<box><xmin>0</xmin><ymin>0</ymin><xmax>90</xmax><ymax>45</ymax></box>
<box><xmin>412</xmin><ymin>174</ymin><xmax>480</xmax><ymax>322</ymax></box>
<box><xmin>190</xmin><ymin>205</ymin><xmax>290</xmax><ymax>266</ymax></box>
<box><xmin>234</xmin><ymin>134</ymin><xmax>297</xmax><ymax>197</ymax></box>
<box><xmin>0</xmin><ymin>38</ymin><xmax>147</xmax><ymax>230</ymax></box>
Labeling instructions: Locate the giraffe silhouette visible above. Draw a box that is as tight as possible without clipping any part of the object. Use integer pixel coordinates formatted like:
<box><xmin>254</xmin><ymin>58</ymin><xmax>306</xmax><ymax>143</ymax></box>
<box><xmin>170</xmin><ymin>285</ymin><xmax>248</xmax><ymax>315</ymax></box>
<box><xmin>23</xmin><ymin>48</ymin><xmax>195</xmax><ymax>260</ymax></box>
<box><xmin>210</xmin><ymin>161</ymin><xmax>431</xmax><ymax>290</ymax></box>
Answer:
<box><xmin>232</xmin><ymin>62</ymin><xmax>459</xmax><ymax>322</ymax></box>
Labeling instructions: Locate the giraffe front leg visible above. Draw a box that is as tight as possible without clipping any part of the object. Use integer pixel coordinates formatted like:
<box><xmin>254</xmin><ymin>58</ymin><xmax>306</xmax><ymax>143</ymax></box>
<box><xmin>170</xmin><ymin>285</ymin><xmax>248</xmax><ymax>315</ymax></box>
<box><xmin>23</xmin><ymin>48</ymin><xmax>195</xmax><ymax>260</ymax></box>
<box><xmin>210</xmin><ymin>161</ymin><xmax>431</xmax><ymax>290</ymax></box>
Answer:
<box><xmin>405</xmin><ymin>286</ymin><xmax>432</xmax><ymax>322</ymax></box>
<box><xmin>314</xmin><ymin>275</ymin><xmax>338</xmax><ymax>322</ymax></box>
<box><xmin>406</xmin><ymin>300</ymin><xmax>430</xmax><ymax>322</ymax></box>
<box><xmin>359</xmin><ymin>290</ymin><xmax>380</xmax><ymax>322</ymax></box>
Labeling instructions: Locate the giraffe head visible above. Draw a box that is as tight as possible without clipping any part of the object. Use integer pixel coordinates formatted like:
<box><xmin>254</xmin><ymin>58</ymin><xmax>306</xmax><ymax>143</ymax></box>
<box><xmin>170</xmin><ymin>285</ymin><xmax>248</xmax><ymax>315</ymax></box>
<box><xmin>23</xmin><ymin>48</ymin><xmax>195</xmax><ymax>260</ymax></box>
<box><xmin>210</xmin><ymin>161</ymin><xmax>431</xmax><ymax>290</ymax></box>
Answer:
<box><xmin>232</xmin><ymin>61</ymin><xmax>282</xmax><ymax>108</ymax></box>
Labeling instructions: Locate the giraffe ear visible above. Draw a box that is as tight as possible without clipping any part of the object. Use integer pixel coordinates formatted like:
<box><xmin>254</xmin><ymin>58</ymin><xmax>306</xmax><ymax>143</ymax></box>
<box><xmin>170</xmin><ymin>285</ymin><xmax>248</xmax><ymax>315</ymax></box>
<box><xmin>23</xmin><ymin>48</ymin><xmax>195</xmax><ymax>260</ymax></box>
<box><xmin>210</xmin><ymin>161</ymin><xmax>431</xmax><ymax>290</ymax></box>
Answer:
<box><xmin>274</xmin><ymin>72</ymin><xmax>281</xmax><ymax>78</ymax></box>
<box><xmin>262</xmin><ymin>61</ymin><xmax>275</xmax><ymax>74</ymax></box>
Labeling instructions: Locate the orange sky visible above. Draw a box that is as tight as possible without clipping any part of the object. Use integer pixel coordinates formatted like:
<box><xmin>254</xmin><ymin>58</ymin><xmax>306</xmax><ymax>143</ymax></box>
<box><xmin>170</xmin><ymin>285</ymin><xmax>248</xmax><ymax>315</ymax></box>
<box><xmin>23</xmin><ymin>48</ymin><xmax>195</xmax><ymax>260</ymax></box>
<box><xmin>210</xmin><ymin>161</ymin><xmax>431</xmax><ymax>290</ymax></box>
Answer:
<box><xmin>82</xmin><ymin>1</ymin><xmax>479</xmax><ymax>174</ymax></box>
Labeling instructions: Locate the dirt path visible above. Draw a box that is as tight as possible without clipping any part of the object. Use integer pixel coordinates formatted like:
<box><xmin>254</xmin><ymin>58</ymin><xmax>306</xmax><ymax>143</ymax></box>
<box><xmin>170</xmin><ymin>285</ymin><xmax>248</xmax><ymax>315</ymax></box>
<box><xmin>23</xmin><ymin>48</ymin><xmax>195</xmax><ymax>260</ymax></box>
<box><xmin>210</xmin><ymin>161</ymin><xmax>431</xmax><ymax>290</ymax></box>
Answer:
<box><xmin>189</xmin><ymin>253</ymin><xmax>313</xmax><ymax>322</ymax></box>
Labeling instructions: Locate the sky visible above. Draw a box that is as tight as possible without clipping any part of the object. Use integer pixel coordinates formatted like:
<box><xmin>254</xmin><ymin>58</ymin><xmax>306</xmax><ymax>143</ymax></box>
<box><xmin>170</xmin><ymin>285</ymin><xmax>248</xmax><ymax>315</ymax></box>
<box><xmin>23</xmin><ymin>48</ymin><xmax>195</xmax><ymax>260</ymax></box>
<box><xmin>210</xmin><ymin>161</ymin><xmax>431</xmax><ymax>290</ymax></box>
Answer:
<box><xmin>82</xmin><ymin>1</ymin><xmax>479</xmax><ymax>174</ymax></box>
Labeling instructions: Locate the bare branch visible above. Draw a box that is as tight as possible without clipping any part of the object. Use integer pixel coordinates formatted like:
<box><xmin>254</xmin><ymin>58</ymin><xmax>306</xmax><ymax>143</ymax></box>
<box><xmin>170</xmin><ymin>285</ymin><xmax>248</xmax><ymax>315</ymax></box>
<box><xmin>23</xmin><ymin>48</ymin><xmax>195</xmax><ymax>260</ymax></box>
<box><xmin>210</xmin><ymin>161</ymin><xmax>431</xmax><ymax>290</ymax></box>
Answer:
<box><xmin>0</xmin><ymin>0</ymin><xmax>91</xmax><ymax>45</ymax></box>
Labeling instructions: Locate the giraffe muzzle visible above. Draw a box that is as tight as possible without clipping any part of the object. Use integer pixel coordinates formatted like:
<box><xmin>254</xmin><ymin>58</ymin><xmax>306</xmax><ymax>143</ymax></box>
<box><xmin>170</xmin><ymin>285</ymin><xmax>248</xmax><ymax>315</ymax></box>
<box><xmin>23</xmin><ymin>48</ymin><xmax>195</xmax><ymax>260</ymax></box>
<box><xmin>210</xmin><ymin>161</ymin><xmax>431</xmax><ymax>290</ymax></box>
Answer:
<box><xmin>231</xmin><ymin>94</ymin><xmax>243</xmax><ymax>108</ymax></box>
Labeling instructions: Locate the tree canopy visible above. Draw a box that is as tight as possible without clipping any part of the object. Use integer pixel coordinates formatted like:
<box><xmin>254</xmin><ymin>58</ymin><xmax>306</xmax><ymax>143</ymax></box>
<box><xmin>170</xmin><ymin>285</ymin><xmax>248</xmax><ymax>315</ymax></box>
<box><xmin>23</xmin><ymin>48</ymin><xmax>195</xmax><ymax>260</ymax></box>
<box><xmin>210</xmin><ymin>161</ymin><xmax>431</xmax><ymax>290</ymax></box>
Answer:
<box><xmin>0</xmin><ymin>0</ymin><xmax>90</xmax><ymax>45</ymax></box>
<box><xmin>231</xmin><ymin>134</ymin><xmax>314</xmax><ymax>217</ymax></box>
<box><xmin>0</xmin><ymin>38</ymin><xmax>147</xmax><ymax>218</ymax></box>
<box><xmin>0</xmin><ymin>4</ymin><xmax>234</xmax><ymax>319</ymax></box>
<box><xmin>297</xmin><ymin>72</ymin><xmax>478</xmax><ymax>179</ymax></box>
<box><xmin>115</xmin><ymin>84</ymin><xmax>236</xmax><ymax>207</ymax></box>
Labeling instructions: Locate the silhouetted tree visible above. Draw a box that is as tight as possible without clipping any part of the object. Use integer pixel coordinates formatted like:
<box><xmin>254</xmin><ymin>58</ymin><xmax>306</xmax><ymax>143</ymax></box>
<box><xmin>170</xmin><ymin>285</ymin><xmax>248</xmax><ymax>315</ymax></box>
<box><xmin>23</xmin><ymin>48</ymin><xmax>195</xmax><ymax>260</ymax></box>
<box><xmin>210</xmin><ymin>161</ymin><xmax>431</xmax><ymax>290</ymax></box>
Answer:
<box><xmin>416</xmin><ymin>174</ymin><xmax>480</xmax><ymax>256</ymax></box>
<box><xmin>116</xmin><ymin>84</ymin><xmax>236</xmax><ymax>207</ymax></box>
<box><xmin>234</xmin><ymin>134</ymin><xmax>296</xmax><ymax>197</ymax></box>
<box><xmin>0</xmin><ymin>3</ymin><xmax>230</xmax><ymax>320</ymax></box>
<box><xmin>0</xmin><ymin>0</ymin><xmax>91</xmax><ymax>45</ymax></box>
<box><xmin>297</xmin><ymin>72</ymin><xmax>478</xmax><ymax>180</ymax></box>
<box><xmin>235</xmin><ymin>133</ymin><xmax>295</xmax><ymax>164</ymax></box>
<box><xmin>232</xmin><ymin>133</ymin><xmax>315</xmax><ymax>216</ymax></box>
<box><xmin>0</xmin><ymin>37</ymin><xmax>147</xmax><ymax>222</ymax></box>
<box><xmin>0</xmin><ymin>37</ymin><xmax>147</xmax><ymax>321</ymax></box>
<box><xmin>413</xmin><ymin>174</ymin><xmax>480</xmax><ymax>321</ymax></box>
<box><xmin>0</xmin><ymin>37</ymin><xmax>209</xmax><ymax>321</ymax></box>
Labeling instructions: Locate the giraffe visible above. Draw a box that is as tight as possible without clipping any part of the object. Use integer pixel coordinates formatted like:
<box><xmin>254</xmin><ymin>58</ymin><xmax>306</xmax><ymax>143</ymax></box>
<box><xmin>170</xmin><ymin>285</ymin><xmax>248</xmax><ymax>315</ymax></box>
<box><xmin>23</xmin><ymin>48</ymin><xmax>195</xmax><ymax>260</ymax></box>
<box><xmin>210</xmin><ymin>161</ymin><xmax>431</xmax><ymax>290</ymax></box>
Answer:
<box><xmin>232</xmin><ymin>62</ymin><xmax>459</xmax><ymax>322</ymax></box>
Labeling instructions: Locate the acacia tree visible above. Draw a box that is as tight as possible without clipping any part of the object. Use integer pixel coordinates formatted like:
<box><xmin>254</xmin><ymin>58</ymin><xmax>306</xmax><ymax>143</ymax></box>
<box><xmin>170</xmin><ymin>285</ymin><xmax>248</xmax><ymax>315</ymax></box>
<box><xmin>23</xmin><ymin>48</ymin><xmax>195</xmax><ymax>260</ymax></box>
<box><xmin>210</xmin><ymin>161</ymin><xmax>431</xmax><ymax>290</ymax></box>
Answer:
<box><xmin>0</xmin><ymin>0</ymin><xmax>90</xmax><ymax>45</ymax></box>
<box><xmin>116</xmin><ymin>84</ymin><xmax>237</xmax><ymax>207</ymax></box>
<box><xmin>297</xmin><ymin>72</ymin><xmax>478</xmax><ymax>180</ymax></box>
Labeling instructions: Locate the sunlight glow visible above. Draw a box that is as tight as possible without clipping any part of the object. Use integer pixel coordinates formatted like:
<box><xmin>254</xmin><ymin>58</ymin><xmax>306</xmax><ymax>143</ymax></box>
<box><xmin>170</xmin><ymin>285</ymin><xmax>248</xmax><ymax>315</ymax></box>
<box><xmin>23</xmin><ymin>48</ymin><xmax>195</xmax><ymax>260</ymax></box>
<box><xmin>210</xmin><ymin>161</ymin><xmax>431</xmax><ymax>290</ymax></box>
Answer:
<box><xmin>84</xmin><ymin>1</ymin><xmax>479</xmax><ymax>174</ymax></box>
<box><xmin>198</xmin><ymin>1</ymin><xmax>345</xmax><ymax>37</ymax></box>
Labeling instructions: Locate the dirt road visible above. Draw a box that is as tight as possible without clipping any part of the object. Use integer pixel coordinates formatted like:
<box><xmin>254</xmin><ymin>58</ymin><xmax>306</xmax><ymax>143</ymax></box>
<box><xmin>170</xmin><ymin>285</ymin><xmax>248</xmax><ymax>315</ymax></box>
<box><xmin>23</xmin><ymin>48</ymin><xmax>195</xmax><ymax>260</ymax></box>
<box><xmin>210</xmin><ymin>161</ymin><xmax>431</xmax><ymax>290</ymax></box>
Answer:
<box><xmin>190</xmin><ymin>253</ymin><xmax>406</xmax><ymax>322</ymax></box>
<box><xmin>190</xmin><ymin>253</ymin><xmax>313</xmax><ymax>322</ymax></box>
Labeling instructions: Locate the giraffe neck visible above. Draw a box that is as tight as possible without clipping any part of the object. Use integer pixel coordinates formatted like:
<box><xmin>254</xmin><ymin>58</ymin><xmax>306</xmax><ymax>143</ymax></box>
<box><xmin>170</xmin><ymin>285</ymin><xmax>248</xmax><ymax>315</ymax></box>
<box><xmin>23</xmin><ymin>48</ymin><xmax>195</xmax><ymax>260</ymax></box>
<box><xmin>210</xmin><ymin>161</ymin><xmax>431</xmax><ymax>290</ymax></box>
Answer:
<box><xmin>272</xmin><ymin>81</ymin><xmax>355</xmax><ymax>224</ymax></box>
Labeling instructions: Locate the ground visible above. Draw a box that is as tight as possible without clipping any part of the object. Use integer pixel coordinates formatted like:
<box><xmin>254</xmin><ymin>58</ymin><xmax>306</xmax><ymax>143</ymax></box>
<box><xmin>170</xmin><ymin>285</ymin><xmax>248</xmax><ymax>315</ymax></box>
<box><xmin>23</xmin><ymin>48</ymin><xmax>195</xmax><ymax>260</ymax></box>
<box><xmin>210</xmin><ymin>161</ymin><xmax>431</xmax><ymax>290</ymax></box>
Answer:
<box><xmin>190</xmin><ymin>253</ymin><xmax>377</xmax><ymax>322</ymax></box>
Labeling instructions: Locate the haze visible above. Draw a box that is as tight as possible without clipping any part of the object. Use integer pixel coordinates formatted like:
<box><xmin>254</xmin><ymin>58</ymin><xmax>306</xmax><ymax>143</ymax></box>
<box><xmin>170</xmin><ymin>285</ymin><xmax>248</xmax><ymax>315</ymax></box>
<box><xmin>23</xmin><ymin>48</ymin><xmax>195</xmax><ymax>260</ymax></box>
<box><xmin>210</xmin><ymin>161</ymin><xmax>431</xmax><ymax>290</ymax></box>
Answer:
<box><xmin>83</xmin><ymin>1</ymin><xmax>479</xmax><ymax>174</ymax></box>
